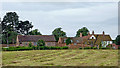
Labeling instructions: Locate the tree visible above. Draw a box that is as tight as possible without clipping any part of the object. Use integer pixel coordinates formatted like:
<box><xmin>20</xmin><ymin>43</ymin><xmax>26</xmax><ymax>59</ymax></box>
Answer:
<box><xmin>65</xmin><ymin>38</ymin><xmax>71</xmax><ymax>45</ymax></box>
<box><xmin>1</xmin><ymin>12</ymin><xmax>34</xmax><ymax>44</ymax></box>
<box><xmin>115</xmin><ymin>35</ymin><xmax>120</xmax><ymax>45</ymax></box>
<box><xmin>1</xmin><ymin>12</ymin><xmax>19</xmax><ymax>32</ymax></box>
<box><xmin>28</xmin><ymin>29</ymin><xmax>42</xmax><ymax>35</ymax></box>
<box><xmin>37</xmin><ymin>39</ymin><xmax>45</xmax><ymax>46</ymax></box>
<box><xmin>76</xmin><ymin>27</ymin><xmax>89</xmax><ymax>37</ymax></box>
<box><xmin>18</xmin><ymin>20</ymin><xmax>33</xmax><ymax>35</ymax></box>
<box><xmin>1</xmin><ymin>12</ymin><xmax>19</xmax><ymax>44</ymax></box>
<box><xmin>8</xmin><ymin>31</ymin><xmax>17</xmax><ymax>44</ymax></box>
<box><xmin>52</xmin><ymin>28</ymin><xmax>66</xmax><ymax>42</ymax></box>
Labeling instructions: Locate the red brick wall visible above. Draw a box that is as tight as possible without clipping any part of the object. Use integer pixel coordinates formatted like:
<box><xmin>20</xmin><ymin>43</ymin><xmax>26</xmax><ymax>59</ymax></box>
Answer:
<box><xmin>58</xmin><ymin>43</ymin><xmax>93</xmax><ymax>49</ymax></box>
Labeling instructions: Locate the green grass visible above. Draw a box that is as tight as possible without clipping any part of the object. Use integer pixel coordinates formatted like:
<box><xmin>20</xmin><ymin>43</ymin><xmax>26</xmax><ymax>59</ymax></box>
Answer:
<box><xmin>2</xmin><ymin>50</ymin><xmax>118</xmax><ymax>66</ymax></box>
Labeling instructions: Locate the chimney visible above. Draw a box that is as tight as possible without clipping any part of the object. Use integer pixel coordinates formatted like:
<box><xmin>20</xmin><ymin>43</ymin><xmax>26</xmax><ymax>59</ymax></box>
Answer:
<box><xmin>103</xmin><ymin>31</ymin><xmax>105</xmax><ymax>35</ymax></box>
<box><xmin>92</xmin><ymin>31</ymin><xmax>94</xmax><ymax>35</ymax></box>
<box><xmin>80</xmin><ymin>33</ymin><xmax>82</xmax><ymax>37</ymax></box>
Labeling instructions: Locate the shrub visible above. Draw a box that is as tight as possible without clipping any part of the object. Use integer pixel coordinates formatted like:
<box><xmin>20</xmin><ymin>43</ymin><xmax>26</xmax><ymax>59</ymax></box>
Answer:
<box><xmin>2</xmin><ymin>46</ymin><xmax>33</xmax><ymax>51</ymax></box>
<box><xmin>65</xmin><ymin>38</ymin><xmax>71</xmax><ymax>45</ymax></box>
<box><xmin>29</xmin><ymin>42</ymin><xmax>32</xmax><ymax>47</ymax></box>
<box><xmin>99</xmin><ymin>47</ymin><xmax>110</xmax><ymax>49</ymax></box>
<box><xmin>62</xmin><ymin>46</ymin><xmax>68</xmax><ymax>49</ymax></box>
<box><xmin>79</xmin><ymin>47</ymin><xmax>82</xmax><ymax>49</ymax></box>
<box><xmin>84</xmin><ymin>47</ymin><xmax>91</xmax><ymax>49</ymax></box>
<box><xmin>37</xmin><ymin>39</ymin><xmax>45</xmax><ymax>46</ymax></box>
<box><xmin>92</xmin><ymin>47</ymin><xmax>97</xmax><ymax>49</ymax></box>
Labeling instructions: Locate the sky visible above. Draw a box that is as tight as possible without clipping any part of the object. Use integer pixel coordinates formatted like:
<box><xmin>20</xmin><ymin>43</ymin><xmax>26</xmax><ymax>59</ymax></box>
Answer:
<box><xmin>1</xmin><ymin>2</ymin><xmax>118</xmax><ymax>39</ymax></box>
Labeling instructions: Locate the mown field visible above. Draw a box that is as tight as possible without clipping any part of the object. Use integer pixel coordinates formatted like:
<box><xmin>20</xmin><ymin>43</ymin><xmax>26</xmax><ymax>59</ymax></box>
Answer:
<box><xmin>2</xmin><ymin>50</ymin><xmax>118</xmax><ymax>66</ymax></box>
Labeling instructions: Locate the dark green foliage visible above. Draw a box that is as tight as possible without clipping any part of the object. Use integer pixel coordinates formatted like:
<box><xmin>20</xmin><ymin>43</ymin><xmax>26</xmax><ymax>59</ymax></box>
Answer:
<box><xmin>62</xmin><ymin>46</ymin><xmax>68</xmax><ymax>49</ymax></box>
<box><xmin>32</xmin><ymin>46</ymin><xmax>36</xmax><ymax>50</ymax></box>
<box><xmin>52</xmin><ymin>28</ymin><xmax>66</xmax><ymax>42</ymax></box>
<box><xmin>84</xmin><ymin>47</ymin><xmax>92</xmax><ymax>49</ymax></box>
<box><xmin>37</xmin><ymin>39</ymin><xmax>45</xmax><ymax>46</ymax></box>
<box><xmin>79</xmin><ymin>47</ymin><xmax>109</xmax><ymax>49</ymax></box>
<box><xmin>76</xmin><ymin>27</ymin><xmax>89</xmax><ymax>37</ymax></box>
<box><xmin>99</xmin><ymin>47</ymin><xmax>110</xmax><ymax>49</ymax></box>
<box><xmin>115</xmin><ymin>35</ymin><xmax>120</xmax><ymax>45</ymax></box>
<box><xmin>2</xmin><ymin>46</ymin><xmax>32</xmax><ymax>51</ymax></box>
<box><xmin>1</xmin><ymin>12</ymin><xmax>19</xmax><ymax>44</ymax></box>
<box><xmin>118</xmin><ymin>46</ymin><xmax>120</xmax><ymax>49</ymax></box>
<box><xmin>1</xmin><ymin>12</ymin><xmax>34</xmax><ymax>44</ymax></box>
<box><xmin>79</xmin><ymin>47</ymin><xmax>82</xmax><ymax>49</ymax></box>
<box><xmin>29</xmin><ymin>42</ymin><xmax>32</xmax><ymax>47</ymax></box>
<box><xmin>18</xmin><ymin>20</ymin><xmax>33</xmax><ymax>35</ymax></box>
<box><xmin>65</xmin><ymin>38</ymin><xmax>71</xmax><ymax>45</ymax></box>
<box><xmin>2</xmin><ymin>46</ymin><xmax>69</xmax><ymax>51</ymax></box>
<box><xmin>28</xmin><ymin>29</ymin><xmax>42</xmax><ymax>35</ymax></box>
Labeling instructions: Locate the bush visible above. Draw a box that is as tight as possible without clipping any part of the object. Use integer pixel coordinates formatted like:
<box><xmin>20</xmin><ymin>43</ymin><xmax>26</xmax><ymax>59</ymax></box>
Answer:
<box><xmin>62</xmin><ymin>46</ymin><xmax>68</xmax><ymax>49</ymax></box>
<box><xmin>92</xmin><ymin>47</ymin><xmax>97</xmax><ymax>49</ymax></box>
<box><xmin>2</xmin><ymin>46</ymin><xmax>32</xmax><ymax>51</ymax></box>
<box><xmin>84</xmin><ymin>47</ymin><xmax>91</xmax><ymax>49</ymax></box>
<box><xmin>99</xmin><ymin>47</ymin><xmax>110</xmax><ymax>49</ymax></box>
<box><xmin>118</xmin><ymin>46</ymin><xmax>120</xmax><ymax>49</ymax></box>
<box><xmin>2</xmin><ymin>46</ymin><xmax>69</xmax><ymax>51</ymax></box>
<box><xmin>37</xmin><ymin>39</ymin><xmax>45</xmax><ymax>46</ymax></box>
<box><xmin>29</xmin><ymin>42</ymin><xmax>32</xmax><ymax>47</ymax></box>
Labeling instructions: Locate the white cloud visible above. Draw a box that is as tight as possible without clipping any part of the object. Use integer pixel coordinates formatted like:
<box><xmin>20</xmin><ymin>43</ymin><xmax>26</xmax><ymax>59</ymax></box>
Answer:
<box><xmin>1</xmin><ymin>2</ymin><xmax>118</xmax><ymax>39</ymax></box>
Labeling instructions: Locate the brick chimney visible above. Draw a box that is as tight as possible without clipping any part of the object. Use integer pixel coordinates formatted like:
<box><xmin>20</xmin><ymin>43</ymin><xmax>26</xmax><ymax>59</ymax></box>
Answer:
<box><xmin>103</xmin><ymin>31</ymin><xmax>105</xmax><ymax>35</ymax></box>
<box><xmin>92</xmin><ymin>31</ymin><xmax>94</xmax><ymax>35</ymax></box>
<box><xmin>80</xmin><ymin>33</ymin><xmax>82</xmax><ymax>37</ymax></box>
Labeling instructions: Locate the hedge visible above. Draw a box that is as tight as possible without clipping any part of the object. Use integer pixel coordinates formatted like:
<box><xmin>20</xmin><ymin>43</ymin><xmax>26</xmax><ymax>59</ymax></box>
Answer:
<box><xmin>79</xmin><ymin>47</ymin><xmax>110</xmax><ymax>49</ymax></box>
<box><xmin>2</xmin><ymin>46</ymin><xmax>69</xmax><ymax>51</ymax></box>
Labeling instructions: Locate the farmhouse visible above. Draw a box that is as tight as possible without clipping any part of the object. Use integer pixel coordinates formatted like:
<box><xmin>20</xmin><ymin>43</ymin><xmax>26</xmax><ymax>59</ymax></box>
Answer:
<box><xmin>16</xmin><ymin>35</ymin><xmax>56</xmax><ymax>46</ymax></box>
<box><xmin>82</xmin><ymin>31</ymin><xmax>112</xmax><ymax>47</ymax></box>
<box><xmin>58</xmin><ymin>31</ymin><xmax>112</xmax><ymax>48</ymax></box>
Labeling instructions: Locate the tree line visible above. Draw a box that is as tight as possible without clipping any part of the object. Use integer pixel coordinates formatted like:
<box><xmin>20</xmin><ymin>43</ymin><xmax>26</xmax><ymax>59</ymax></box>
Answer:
<box><xmin>0</xmin><ymin>12</ymin><xmax>120</xmax><ymax>45</ymax></box>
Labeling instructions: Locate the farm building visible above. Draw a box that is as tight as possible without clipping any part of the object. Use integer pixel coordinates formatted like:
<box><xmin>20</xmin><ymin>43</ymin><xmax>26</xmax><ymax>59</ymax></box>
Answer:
<box><xmin>58</xmin><ymin>31</ymin><xmax>112</xmax><ymax>48</ymax></box>
<box><xmin>16</xmin><ymin>35</ymin><xmax>56</xmax><ymax>46</ymax></box>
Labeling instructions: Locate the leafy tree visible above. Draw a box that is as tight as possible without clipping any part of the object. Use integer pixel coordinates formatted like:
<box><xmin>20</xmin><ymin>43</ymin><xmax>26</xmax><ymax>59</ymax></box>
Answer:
<box><xmin>52</xmin><ymin>28</ymin><xmax>66</xmax><ymax>42</ymax></box>
<box><xmin>1</xmin><ymin>12</ymin><xmax>34</xmax><ymax>44</ymax></box>
<box><xmin>76</xmin><ymin>27</ymin><xmax>89</xmax><ymax>37</ymax></box>
<box><xmin>1</xmin><ymin>12</ymin><xmax>19</xmax><ymax>44</ymax></box>
<box><xmin>37</xmin><ymin>39</ymin><xmax>45</xmax><ymax>46</ymax></box>
<box><xmin>18</xmin><ymin>20</ymin><xmax>33</xmax><ymax>35</ymax></box>
<box><xmin>65</xmin><ymin>38</ymin><xmax>71</xmax><ymax>45</ymax></box>
<box><xmin>1</xmin><ymin>12</ymin><xmax>19</xmax><ymax>32</ymax></box>
<box><xmin>28</xmin><ymin>29</ymin><xmax>42</xmax><ymax>35</ymax></box>
<box><xmin>8</xmin><ymin>31</ymin><xmax>17</xmax><ymax>44</ymax></box>
<box><xmin>115</xmin><ymin>35</ymin><xmax>120</xmax><ymax>45</ymax></box>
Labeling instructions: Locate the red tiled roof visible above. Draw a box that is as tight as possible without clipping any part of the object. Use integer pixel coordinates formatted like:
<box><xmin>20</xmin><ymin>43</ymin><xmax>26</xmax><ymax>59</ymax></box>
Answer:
<box><xmin>17</xmin><ymin>35</ymin><xmax>56</xmax><ymax>42</ymax></box>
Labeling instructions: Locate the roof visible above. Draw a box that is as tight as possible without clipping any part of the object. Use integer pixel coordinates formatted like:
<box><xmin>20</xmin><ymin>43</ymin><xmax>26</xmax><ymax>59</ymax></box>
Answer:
<box><xmin>17</xmin><ymin>35</ymin><xmax>56</xmax><ymax>42</ymax></box>
<box><xmin>58</xmin><ymin>37</ymin><xmax>83</xmax><ymax>44</ymax></box>
<box><xmin>94</xmin><ymin>35</ymin><xmax>112</xmax><ymax>45</ymax></box>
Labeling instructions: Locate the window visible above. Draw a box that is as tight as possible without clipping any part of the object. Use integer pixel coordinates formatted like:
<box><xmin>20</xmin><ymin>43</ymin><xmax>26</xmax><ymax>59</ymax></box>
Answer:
<box><xmin>64</xmin><ymin>39</ymin><xmax>66</xmax><ymax>43</ymax></box>
<box><xmin>71</xmin><ymin>40</ymin><xmax>73</xmax><ymax>42</ymax></box>
<box><xmin>25</xmin><ymin>42</ymin><xmax>27</xmax><ymax>45</ymax></box>
<box><xmin>74</xmin><ymin>43</ymin><xmax>77</xmax><ymax>45</ymax></box>
<box><xmin>76</xmin><ymin>40</ymin><xmax>79</xmax><ymax>43</ymax></box>
<box><xmin>34</xmin><ymin>42</ymin><xmax>37</xmax><ymax>45</ymax></box>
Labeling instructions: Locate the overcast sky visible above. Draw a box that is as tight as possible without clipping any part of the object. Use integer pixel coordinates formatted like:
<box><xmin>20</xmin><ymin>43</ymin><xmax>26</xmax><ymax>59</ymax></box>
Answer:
<box><xmin>1</xmin><ymin>2</ymin><xmax>118</xmax><ymax>39</ymax></box>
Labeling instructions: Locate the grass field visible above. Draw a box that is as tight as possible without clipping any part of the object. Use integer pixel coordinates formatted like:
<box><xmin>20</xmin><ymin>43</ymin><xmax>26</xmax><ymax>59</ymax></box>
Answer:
<box><xmin>2</xmin><ymin>50</ymin><xmax>118</xmax><ymax>66</ymax></box>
